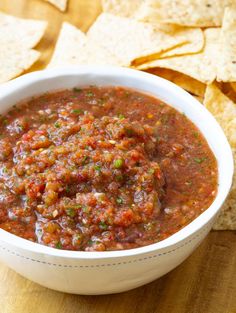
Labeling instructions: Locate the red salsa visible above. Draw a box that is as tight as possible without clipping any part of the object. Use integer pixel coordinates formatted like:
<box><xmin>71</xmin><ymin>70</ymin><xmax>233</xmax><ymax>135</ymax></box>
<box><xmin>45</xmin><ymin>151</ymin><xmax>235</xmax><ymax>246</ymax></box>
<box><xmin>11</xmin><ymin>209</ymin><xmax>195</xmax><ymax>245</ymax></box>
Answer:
<box><xmin>0</xmin><ymin>86</ymin><xmax>217</xmax><ymax>251</ymax></box>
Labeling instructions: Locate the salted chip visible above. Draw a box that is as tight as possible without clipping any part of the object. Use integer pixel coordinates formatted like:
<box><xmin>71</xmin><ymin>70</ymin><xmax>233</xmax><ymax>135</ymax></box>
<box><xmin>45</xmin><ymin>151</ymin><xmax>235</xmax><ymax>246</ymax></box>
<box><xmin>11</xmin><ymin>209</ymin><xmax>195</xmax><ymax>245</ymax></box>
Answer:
<box><xmin>44</xmin><ymin>0</ymin><xmax>68</xmax><ymax>11</ymax></box>
<box><xmin>217</xmin><ymin>6</ymin><xmax>236</xmax><ymax>82</ymax></box>
<box><xmin>0</xmin><ymin>48</ymin><xmax>40</xmax><ymax>83</ymax></box>
<box><xmin>87</xmin><ymin>13</ymin><xmax>190</xmax><ymax>66</ymax></box>
<box><xmin>136</xmin><ymin>0</ymin><xmax>234</xmax><ymax>27</ymax></box>
<box><xmin>101</xmin><ymin>0</ymin><xmax>143</xmax><ymax>17</ymax></box>
<box><xmin>204</xmin><ymin>84</ymin><xmax>236</xmax><ymax>230</ymax></box>
<box><xmin>48</xmin><ymin>22</ymin><xmax>121</xmax><ymax>68</ymax></box>
<box><xmin>137</xmin><ymin>28</ymin><xmax>220</xmax><ymax>84</ymax></box>
<box><xmin>0</xmin><ymin>12</ymin><xmax>47</xmax><ymax>49</ymax></box>
<box><xmin>146</xmin><ymin>68</ymin><xmax>205</xmax><ymax>97</ymax></box>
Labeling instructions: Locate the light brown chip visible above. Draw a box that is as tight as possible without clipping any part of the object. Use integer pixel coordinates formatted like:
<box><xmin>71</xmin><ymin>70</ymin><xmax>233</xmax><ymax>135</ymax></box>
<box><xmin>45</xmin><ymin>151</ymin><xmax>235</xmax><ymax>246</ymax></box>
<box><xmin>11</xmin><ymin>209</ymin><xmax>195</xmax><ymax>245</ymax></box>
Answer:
<box><xmin>87</xmin><ymin>13</ymin><xmax>190</xmax><ymax>66</ymax></box>
<box><xmin>216</xmin><ymin>82</ymin><xmax>236</xmax><ymax>103</ymax></box>
<box><xmin>48</xmin><ymin>22</ymin><xmax>121</xmax><ymax>68</ymax></box>
<box><xmin>0</xmin><ymin>12</ymin><xmax>47</xmax><ymax>49</ymax></box>
<box><xmin>101</xmin><ymin>0</ymin><xmax>143</xmax><ymax>17</ymax></box>
<box><xmin>193</xmin><ymin>95</ymin><xmax>204</xmax><ymax>104</ymax></box>
<box><xmin>203</xmin><ymin>84</ymin><xmax>236</xmax><ymax>230</ymax></box>
<box><xmin>136</xmin><ymin>28</ymin><xmax>220</xmax><ymax>84</ymax></box>
<box><xmin>217</xmin><ymin>6</ymin><xmax>236</xmax><ymax>82</ymax></box>
<box><xmin>44</xmin><ymin>0</ymin><xmax>68</xmax><ymax>11</ymax></box>
<box><xmin>136</xmin><ymin>0</ymin><xmax>234</xmax><ymax>27</ymax></box>
<box><xmin>231</xmin><ymin>83</ymin><xmax>236</xmax><ymax>92</ymax></box>
<box><xmin>0</xmin><ymin>47</ymin><xmax>40</xmax><ymax>84</ymax></box>
<box><xmin>145</xmin><ymin>68</ymin><xmax>206</xmax><ymax>97</ymax></box>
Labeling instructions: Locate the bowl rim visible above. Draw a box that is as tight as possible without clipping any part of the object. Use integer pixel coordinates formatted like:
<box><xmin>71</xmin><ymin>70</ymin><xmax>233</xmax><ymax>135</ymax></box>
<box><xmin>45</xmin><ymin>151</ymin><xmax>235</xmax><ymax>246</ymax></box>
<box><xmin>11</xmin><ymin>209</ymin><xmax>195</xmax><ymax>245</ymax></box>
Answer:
<box><xmin>0</xmin><ymin>66</ymin><xmax>233</xmax><ymax>260</ymax></box>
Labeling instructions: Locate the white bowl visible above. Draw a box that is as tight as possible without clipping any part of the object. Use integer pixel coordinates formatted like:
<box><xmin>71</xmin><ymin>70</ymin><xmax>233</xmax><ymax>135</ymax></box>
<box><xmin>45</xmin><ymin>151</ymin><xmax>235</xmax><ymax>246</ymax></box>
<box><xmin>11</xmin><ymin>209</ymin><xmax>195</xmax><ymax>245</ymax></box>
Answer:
<box><xmin>0</xmin><ymin>66</ymin><xmax>233</xmax><ymax>295</ymax></box>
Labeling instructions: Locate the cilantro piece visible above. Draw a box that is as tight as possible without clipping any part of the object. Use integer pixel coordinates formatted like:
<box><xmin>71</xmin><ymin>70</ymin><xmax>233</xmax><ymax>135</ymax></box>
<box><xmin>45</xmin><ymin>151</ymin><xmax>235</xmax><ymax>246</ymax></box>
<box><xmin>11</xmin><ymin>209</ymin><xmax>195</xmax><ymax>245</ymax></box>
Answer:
<box><xmin>73</xmin><ymin>87</ymin><xmax>82</xmax><ymax>93</ymax></box>
<box><xmin>114</xmin><ymin>159</ymin><xmax>124</xmax><ymax>169</ymax></box>
<box><xmin>55</xmin><ymin>241</ymin><xmax>62</xmax><ymax>249</ymax></box>
<box><xmin>66</xmin><ymin>208</ymin><xmax>76</xmax><ymax>218</ymax></box>
<box><xmin>99</xmin><ymin>221</ymin><xmax>108</xmax><ymax>230</ymax></box>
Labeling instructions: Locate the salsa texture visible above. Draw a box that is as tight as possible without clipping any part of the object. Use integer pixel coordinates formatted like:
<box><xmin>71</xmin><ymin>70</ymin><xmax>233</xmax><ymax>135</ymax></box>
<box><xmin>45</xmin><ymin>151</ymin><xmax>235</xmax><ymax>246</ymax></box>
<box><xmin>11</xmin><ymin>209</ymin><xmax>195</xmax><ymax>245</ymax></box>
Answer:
<box><xmin>0</xmin><ymin>86</ymin><xmax>217</xmax><ymax>251</ymax></box>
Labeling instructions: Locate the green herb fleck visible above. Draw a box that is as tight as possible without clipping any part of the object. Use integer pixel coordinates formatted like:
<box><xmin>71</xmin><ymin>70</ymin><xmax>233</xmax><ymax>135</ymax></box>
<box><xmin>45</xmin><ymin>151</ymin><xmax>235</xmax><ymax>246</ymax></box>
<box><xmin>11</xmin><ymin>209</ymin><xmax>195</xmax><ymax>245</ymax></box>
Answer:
<box><xmin>72</xmin><ymin>109</ymin><xmax>83</xmax><ymax>115</ymax></box>
<box><xmin>82</xmin><ymin>155</ymin><xmax>89</xmax><ymax>164</ymax></box>
<box><xmin>73</xmin><ymin>87</ymin><xmax>82</xmax><ymax>93</ymax></box>
<box><xmin>114</xmin><ymin>159</ymin><xmax>124</xmax><ymax>169</ymax></box>
<box><xmin>94</xmin><ymin>165</ymin><xmax>101</xmax><ymax>171</ymax></box>
<box><xmin>193</xmin><ymin>132</ymin><xmax>199</xmax><ymax>138</ymax></box>
<box><xmin>82</xmin><ymin>206</ymin><xmax>89</xmax><ymax>213</ymax></box>
<box><xmin>86</xmin><ymin>91</ymin><xmax>94</xmax><ymax>97</ymax></box>
<box><xmin>118</xmin><ymin>114</ymin><xmax>125</xmax><ymax>119</ymax></box>
<box><xmin>66</xmin><ymin>208</ymin><xmax>76</xmax><ymax>218</ymax></box>
<box><xmin>194</xmin><ymin>157</ymin><xmax>206</xmax><ymax>164</ymax></box>
<box><xmin>125</xmin><ymin>128</ymin><xmax>134</xmax><ymax>136</ymax></box>
<box><xmin>116</xmin><ymin>197</ymin><xmax>123</xmax><ymax>204</ymax></box>
<box><xmin>54</xmin><ymin>121</ymin><xmax>60</xmax><ymax>128</ymax></box>
<box><xmin>99</xmin><ymin>221</ymin><xmax>108</xmax><ymax>230</ymax></box>
<box><xmin>55</xmin><ymin>241</ymin><xmax>62</xmax><ymax>249</ymax></box>
<box><xmin>148</xmin><ymin>168</ymin><xmax>155</xmax><ymax>174</ymax></box>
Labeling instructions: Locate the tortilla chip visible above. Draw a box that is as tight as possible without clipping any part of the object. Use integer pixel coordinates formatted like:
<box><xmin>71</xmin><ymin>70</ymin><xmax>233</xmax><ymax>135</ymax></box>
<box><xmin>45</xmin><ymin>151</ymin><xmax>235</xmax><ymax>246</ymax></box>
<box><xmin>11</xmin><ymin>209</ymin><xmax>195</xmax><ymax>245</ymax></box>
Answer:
<box><xmin>204</xmin><ymin>84</ymin><xmax>236</xmax><ymax>230</ymax></box>
<box><xmin>217</xmin><ymin>6</ymin><xmax>236</xmax><ymax>82</ymax></box>
<box><xmin>216</xmin><ymin>82</ymin><xmax>236</xmax><ymax>103</ymax></box>
<box><xmin>193</xmin><ymin>95</ymin><xmax>204</xmax><ymax>104</ymax></box>
<box><xmin>0</xmin><ymin>48</ymin><xmax>40</xmax><ymax>83</ymax></box>
<box><xmin>136</xmin><ymin>28</ymin><xmax>220</xmax><ymax>84</ymax></box>
<box><xmin>44</xmin><ymin>0</ymin><xmax>68</xmax><ymax>11</ymax></box>
<box><xmin>0</xmin><ymin>12</ymin><xmax>47</xmax><ymax>49</ymax></box>
<box><xmin>101</xmin><ymin>0</ymin><xmax>143</xmax><ymax>17</ymax></box>
<box><xmin>87</xmin><ymin>13</ymin><xmax>190</xmax><ymax>66</ymax></box>
<box><xmin>157</xmin><ymin>26</ymin><xmax>204</xmax><ymax>58</ymax></box>
<box><xmin>145</xmin><ymin>68</ymin><xmax>206</xmax><ymax>97</ymax></box>
<box><xmin>48</xmin><ymin>22</ymin><xmax>121</xmax><ymax>68</ymax></box>
<box><xmin>136</xmin><ymin>0</ymin><xmax>234</xmax><ymax>27</ymax></box>
<box><xmin>231</xmin><ymin>83</ymin><xmax>236</xmax><ymax>92</ymax></box>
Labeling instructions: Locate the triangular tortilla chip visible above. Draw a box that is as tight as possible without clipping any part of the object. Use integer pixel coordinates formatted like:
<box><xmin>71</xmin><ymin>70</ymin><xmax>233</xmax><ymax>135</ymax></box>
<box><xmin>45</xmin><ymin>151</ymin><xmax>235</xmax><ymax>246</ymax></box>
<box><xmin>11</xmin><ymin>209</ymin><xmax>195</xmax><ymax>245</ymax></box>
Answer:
<box><xmin>0</xmin><ymin>12</ymin><xmax>47</xmax><ymax>49</ymax></box>
<box><xmin>136</xmin><ymin>28</ymin><xmax>220</xmax><ymax>84</ymax></box>
<box><xmin>204</xmin><ymin>84</ymin><xmax>236</xmax><ymax>230</ymax></box>
<box><xmin>48</xmin><ymin>22</ymin><xmax>121</xmax><ymax>68</ymax></box>
<box><xmin>146</xmin><ymin>68</ymin><xmax>206</xmax><ymax>97</ymax></box>
<box><xmin>136</xmin><ymin>0</ymin><xmax>234</xmax><ymax>27</ymax></box>
<box><xmin>0</xmin><ymin>48</ymin><xmax>40</xmax><ymax>83</ymax></box>
<box><xmin>101</xmin><ymin>0</ymin><xmax>143</xmax><ymax>17</ymax></box>
<box><xmin>87</xmin><ymin>13</ymin><xmax>190</xmax><ymax>66</ymax></box>
<box><xmin>157</xmin><ymin>25</ymin><xmax>204</xmax><ymax>58</ymax></box>
<box><xmin>44</xmin><ymin>0</ymin><xmax>68</xmax><ymax>11</ymax></box>
<box><xmin>217</xmin><ymin>6</ymin><xmax>236</xmax><ymax>82</ymax></box>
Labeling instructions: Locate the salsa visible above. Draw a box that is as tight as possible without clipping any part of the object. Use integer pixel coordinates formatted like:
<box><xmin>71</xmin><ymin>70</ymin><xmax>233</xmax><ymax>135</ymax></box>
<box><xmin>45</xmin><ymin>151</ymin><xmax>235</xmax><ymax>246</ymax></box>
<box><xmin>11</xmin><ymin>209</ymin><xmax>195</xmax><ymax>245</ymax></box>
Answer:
<box><xmin>0</xmin><ymin>86</ymin><xmax>217</xmax><ymax>251</ymax></box>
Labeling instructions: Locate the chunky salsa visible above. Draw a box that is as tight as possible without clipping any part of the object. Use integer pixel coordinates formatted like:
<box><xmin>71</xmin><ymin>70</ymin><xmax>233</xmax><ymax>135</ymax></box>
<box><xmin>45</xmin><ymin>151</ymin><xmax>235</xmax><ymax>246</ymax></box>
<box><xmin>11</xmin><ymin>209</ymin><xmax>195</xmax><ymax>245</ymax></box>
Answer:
<box><xmin>0</xmin><ymin>86</ymin><xmax>217</xmax><ymax>251</ymax></box>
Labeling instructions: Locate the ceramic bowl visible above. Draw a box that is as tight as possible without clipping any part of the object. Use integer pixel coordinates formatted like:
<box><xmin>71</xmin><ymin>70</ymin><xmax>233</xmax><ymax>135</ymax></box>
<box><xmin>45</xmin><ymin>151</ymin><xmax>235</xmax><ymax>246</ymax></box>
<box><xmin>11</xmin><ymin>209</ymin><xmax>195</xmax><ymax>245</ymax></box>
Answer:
<box><xmin>0</xmin><ymin>66</ymin><xmax>233</xmax><ymax>294</ymax></box>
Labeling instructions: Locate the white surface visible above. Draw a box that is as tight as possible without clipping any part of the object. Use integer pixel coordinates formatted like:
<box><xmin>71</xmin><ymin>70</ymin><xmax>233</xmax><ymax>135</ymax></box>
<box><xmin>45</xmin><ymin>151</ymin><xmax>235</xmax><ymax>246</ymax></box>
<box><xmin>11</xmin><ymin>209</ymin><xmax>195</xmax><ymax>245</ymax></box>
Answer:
<box><xmin>0</xmin><ymin>66</ymin><xmax>233</xmax><ymax>294</ymax></box>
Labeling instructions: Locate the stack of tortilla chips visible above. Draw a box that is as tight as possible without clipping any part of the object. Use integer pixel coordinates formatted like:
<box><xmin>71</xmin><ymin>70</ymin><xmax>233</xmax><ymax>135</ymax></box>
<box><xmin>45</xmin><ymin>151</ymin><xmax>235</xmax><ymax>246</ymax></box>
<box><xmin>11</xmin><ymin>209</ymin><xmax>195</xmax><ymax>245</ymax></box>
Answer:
<box><xmin>0</xmin><ymin>12</ymin><xmax>47</xmax><ymax>83</ymax></box>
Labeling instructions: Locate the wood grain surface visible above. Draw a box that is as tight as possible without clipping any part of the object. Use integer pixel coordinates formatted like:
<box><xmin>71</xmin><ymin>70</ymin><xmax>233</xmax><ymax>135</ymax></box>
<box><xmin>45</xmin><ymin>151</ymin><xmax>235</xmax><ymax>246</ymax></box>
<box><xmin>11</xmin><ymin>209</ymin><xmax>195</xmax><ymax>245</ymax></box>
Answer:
<box><xmin>0</xmin><ymin>1</ymin><xmax>236</xmax><ymax>312</ymax></box>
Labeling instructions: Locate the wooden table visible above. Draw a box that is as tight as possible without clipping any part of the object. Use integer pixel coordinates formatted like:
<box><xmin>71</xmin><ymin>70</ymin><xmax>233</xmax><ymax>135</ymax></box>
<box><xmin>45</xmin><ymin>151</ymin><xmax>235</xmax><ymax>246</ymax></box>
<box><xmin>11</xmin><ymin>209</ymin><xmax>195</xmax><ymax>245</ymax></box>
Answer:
<box><xmin>0</xmin><ymin>1</ymin><xmax>236</xmax><ymax>312</ymax></box>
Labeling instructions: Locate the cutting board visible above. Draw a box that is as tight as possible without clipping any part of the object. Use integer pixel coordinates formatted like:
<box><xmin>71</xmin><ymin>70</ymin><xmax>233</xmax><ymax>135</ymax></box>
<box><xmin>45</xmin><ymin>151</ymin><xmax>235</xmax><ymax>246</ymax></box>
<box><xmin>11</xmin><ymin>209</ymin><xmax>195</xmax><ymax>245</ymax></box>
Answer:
<box><xmin>0</xmin><ymin>1</ymin><xmax>236</xmax><ymax>312</ymax></box>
